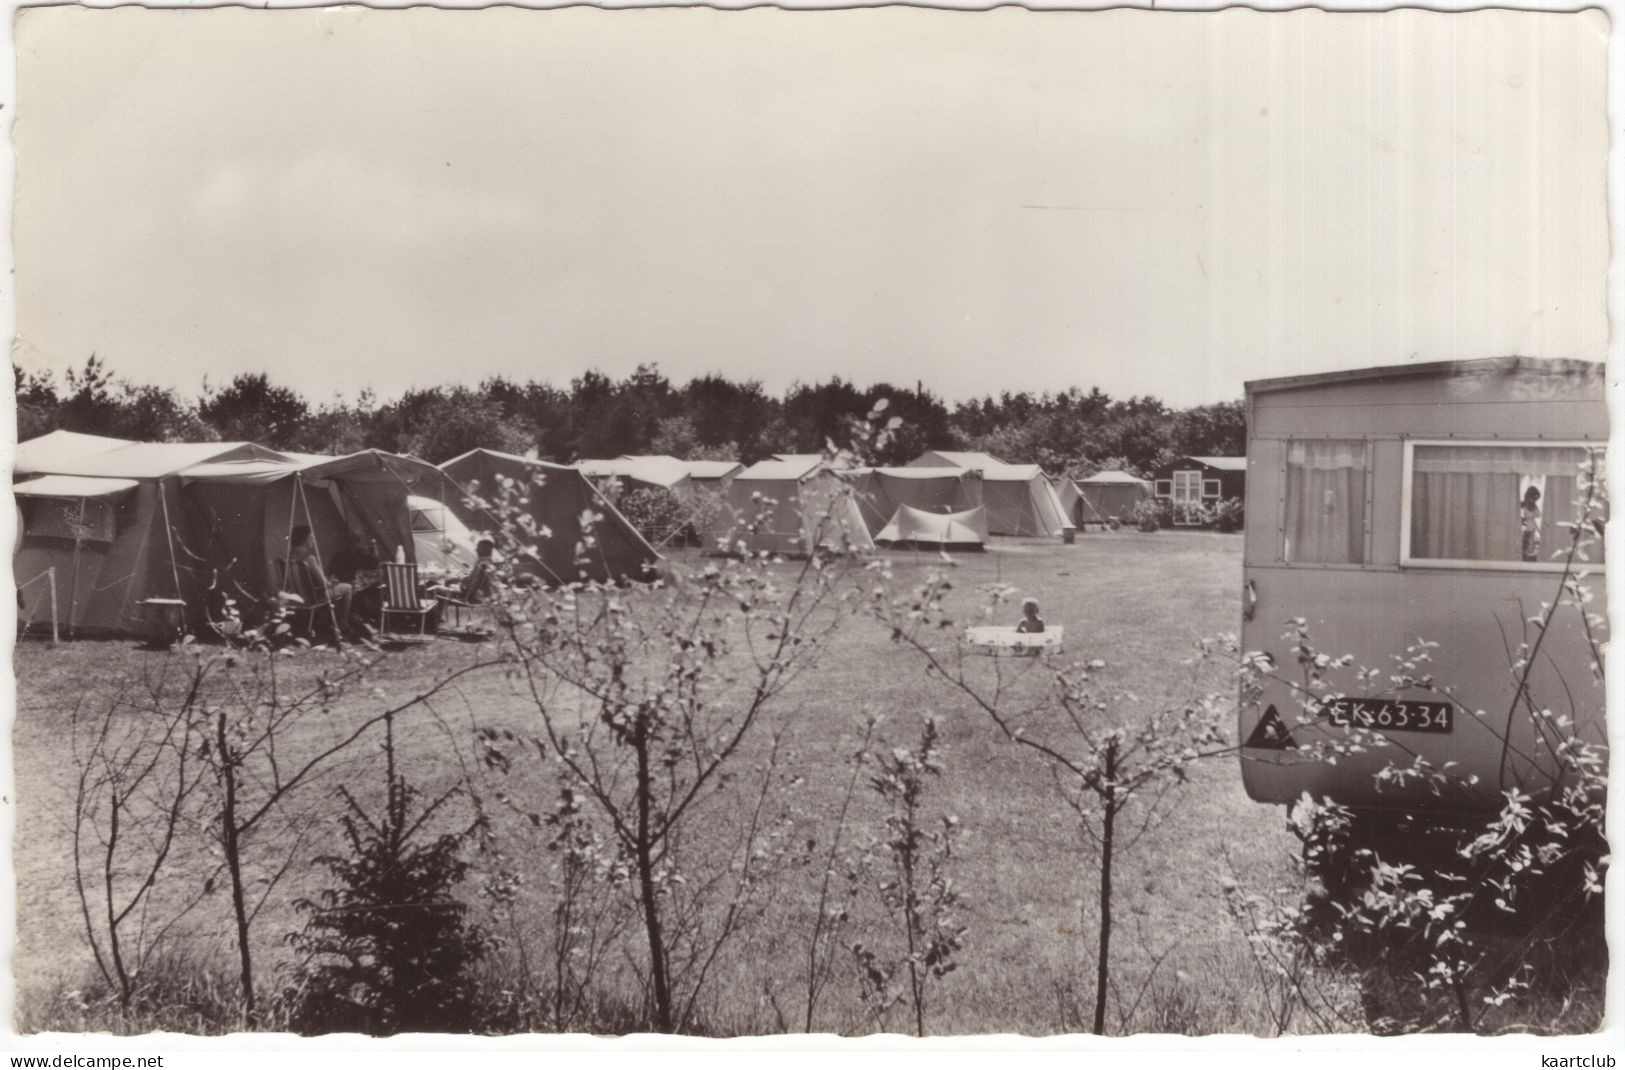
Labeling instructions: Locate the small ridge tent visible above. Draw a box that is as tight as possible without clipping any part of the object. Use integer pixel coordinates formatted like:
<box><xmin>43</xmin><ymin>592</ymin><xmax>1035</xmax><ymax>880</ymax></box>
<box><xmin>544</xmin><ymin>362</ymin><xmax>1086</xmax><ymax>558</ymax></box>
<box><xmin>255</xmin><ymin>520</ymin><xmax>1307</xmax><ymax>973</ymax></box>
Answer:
<box><xmin>577</xmin><ymin>456</ymin><xmax>694</xmax><ymax>496</ymax></box>
<box><xmin>680</xmin><ymin>460</ymin><xmax>744</xmax><ymax>487</ymax></box>
<box><xmin>907</xmin><ymin>450</ymin><xmax>1073</xmax><ymax>538</ymax></box>
<box><xmin>13</xmin><ymin>435</ymin><xmax>293</xmax><ymax>637</ymax></box>
<box><xmin>876</xmin><ymin>505</ymin><xmax>988</xmax><ymax>551</ymax></box>
<box><xmin>438</xmin><ymin>448</ymin><xmax>661</xmax><ymax>585</ymax></box>
<box><xmin>908</xmin><ymin>450</ymin><xmax>1005</xmax><ymax>472</ymax></box>
<box><xmin>978</xmin><ymin>465</ymin><xmax>1074</xmax><ymax>537</ymax></box>
<box><xmin>709</xmin><ymin>458</ymin><xmax>875</xmax><ymax>557</ymax></box>
<box><xmin>848</xmin><ymin>467</ymin><xmax>984</xmax><ymax>535</ymax></box>
<box><xmin>1073</xmin><ymin>470</ymin><xmax>1152</xmax><ymax>526</ymax></box>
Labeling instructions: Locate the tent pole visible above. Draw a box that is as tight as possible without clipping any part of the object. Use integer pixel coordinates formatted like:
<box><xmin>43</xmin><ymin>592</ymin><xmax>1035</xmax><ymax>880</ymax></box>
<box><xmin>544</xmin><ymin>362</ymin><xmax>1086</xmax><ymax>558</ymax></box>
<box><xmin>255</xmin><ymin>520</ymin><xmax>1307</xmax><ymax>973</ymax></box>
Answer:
<box><xmin>158</xmin><ymin>483</ymin><xmax>185</xmax><ymax>602</ymax></box>
<box><xmin>295</xmin><ymin>479</ymin><xmax>342</xmax><ymax>640</ymax></box>
<box><xmin>48</xmin><ymin>567</ymin><xmax>58</xmax><ymax>646</ymax></box>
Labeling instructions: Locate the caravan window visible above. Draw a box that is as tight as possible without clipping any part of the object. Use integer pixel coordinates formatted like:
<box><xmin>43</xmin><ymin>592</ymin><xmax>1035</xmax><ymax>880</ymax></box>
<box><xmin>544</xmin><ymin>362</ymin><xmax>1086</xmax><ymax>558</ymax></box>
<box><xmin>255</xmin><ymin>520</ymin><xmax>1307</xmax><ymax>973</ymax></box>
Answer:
<box><xmin>1283</xmin><ymin>440</ymin><xmax>1367</xmax><ymax>564</ymax></box>
<box><xmin>1405</xmin><ymin>443</ymin><xmax>1606</xmax><ymax>568</ymax></box>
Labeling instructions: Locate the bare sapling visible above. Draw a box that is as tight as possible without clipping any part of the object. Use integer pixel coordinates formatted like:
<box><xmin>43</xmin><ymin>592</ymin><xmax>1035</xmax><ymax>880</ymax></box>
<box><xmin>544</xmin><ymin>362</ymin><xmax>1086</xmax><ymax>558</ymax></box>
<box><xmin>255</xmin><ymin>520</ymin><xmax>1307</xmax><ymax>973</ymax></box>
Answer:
<box><xmin>69</xmin><ymin>659</ymin><xmax>210</xmax><ymax>1015</ymax></box>
<box><xmin>178</xmin><ymin>621</ymin><xmax>501</xmax><ymax>1021</ymax></box>
<box><xmin>471</xmin><ymin>480</ymin><xmax>875</xmax><ymax>1032</ymax></box>
<box><xmin>876</xmin><ymin>575</ymin><xmax>1231</xmax><ymax>1034</ymax></box>
<box><xmin>849</xmin><ymin>716</ymin><xmax>966</xmax><ymax>1037</ymax></box>
<box><xmin>798</xmin><ymin>716</ymin><xmax>876</xmax><ymax>1033</ymax></box>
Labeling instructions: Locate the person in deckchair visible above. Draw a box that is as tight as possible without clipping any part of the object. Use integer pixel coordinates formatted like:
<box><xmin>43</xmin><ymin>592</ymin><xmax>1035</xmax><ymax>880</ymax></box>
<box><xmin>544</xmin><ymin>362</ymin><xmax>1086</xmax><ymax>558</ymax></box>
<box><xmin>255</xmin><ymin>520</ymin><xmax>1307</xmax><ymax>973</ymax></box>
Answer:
<box><xmin>1015</xmin><ymin>597</ymin><xmax>1045</xmax><ymax>634</ymax></box>
<box><xmin>430</xmin><ymin>539</ymin><xmax>496</xmax><ymax>604</ymax></box>
<box><xmin>287</xmin><ymin>525</ymin><xmax>355</xmax><ymax>637</ymax></box>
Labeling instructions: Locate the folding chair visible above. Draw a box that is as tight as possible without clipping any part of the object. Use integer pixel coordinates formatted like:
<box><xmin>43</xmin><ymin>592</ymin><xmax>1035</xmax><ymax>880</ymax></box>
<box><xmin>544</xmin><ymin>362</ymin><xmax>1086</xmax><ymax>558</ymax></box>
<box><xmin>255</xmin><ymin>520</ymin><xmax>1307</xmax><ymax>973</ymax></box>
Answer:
<box><xmin>380</xmin><ymin>561</ymin><xmax>437</xmax><ymax>644</ymax></box>
<box><xmin>436</xmin><ymin>558</ymin><xmax>497</xmax><ymax>640</ymax></box>
<box><xmin>273</xmin><ymin>558</ymin><xmax>340</xmax><ymax>641</ymax></box>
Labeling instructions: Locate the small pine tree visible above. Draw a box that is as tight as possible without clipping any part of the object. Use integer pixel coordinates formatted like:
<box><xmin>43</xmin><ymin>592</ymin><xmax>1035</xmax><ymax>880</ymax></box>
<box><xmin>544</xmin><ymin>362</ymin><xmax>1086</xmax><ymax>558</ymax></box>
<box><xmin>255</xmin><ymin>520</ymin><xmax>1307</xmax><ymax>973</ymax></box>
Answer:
<box><xmin>282</xmin><ymin>717</ymin><xmax>493</xmax><ymax>1035</ymax></box>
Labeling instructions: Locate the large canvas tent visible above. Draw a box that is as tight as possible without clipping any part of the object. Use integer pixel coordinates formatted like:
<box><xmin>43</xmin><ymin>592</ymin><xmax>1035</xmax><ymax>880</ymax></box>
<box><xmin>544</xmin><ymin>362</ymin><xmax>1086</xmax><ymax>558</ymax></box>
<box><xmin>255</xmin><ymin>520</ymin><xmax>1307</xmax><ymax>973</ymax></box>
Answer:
<box><xmin>847</xmin><ymin>467</ymin><xmax>984</xmax><ymax>536</ymax></box>
<box><xmin>1070</xmin><ymin>470</ymin><xmax>1152</xmax><ymax>526</ymax></box>
<box><xmin>978</xmin><ymin>465</ymin><xmax>1074</xmax><ymax>537</ymax></box>
<box><xmin>708</xmin><ymin>458</ymin><xmax>875</xmax><ymax>557</ymax></box>
<box><xmin>875</xmin><ymin>505</ymin><xmax>988</xmax><ymax>551</ymax></box>
<box><xmin>15</xmin><ymin>435</ymin><xmax>293</xmax><ymax>636</ymax></box>
<box><xmin>438</xmin><ymin>448</ymin><xmax>661</xmax><ymax>585</ymax></box>
<box><xmin>176</xmin><ymin>449</ymin><xmax>448</xmax><ymax>621</ymax></box>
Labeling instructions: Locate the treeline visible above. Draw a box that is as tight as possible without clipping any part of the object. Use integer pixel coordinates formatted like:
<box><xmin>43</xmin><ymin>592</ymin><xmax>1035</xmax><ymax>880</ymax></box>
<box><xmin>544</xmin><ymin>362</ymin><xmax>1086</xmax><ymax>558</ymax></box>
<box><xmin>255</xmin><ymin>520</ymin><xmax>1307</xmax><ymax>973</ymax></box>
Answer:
<box><xmin>14</xmin><ymin>356</ymin><xmax>1244</xmax><ymax>477</ymax></box>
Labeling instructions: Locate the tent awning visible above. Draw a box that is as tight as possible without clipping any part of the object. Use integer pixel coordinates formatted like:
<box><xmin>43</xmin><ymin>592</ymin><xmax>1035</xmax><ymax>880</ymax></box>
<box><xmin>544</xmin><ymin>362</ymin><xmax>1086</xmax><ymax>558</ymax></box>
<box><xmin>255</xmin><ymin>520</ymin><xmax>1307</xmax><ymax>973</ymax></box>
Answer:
<box><xmin>13</xmin><ymin>475</ymin><xmax>140</xmax><ymax>498</ymax></box>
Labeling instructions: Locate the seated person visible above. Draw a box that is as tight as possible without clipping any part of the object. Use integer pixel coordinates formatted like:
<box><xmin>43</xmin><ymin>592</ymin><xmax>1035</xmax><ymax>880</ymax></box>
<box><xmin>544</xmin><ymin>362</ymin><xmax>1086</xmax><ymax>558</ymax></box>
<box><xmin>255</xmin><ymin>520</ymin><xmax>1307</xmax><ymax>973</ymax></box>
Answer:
<box><xmin>1015</xmin><ymin>597</ymin><xmax>1045</xmax><ymax>634</ymax></box>
<box><xmin>431</xmin><ymin>540</ymin><xmax>497</xmax><ymax>604</ymax></box>
<box><xmin>285</xmin><ymin>525</ymin><xmax>355</xmax><ymax>636</ymax></box>
<box><xmin>331</xmin><ymin>543</ymin><xmax>384</xmax><ymax>627</ymax></box>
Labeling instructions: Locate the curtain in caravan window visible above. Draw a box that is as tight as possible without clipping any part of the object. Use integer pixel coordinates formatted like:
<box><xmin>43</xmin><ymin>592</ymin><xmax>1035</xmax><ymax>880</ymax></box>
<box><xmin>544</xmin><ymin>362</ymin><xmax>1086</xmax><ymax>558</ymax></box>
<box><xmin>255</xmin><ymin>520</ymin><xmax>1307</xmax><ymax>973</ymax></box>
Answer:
<box><xmin>1409</xmin><ymin>445</ymin><xmax>1599</xmax><ymax>563</ymax></box>
<box><xmin>1529</xmin><ymin>450</ymin><xmax>1607</xmax><ymax>564</ymax></box>
<box><xmin>1284</xmin><ymin>440</ymin><xmax>1366</xmax><ymax>564</ymax></box>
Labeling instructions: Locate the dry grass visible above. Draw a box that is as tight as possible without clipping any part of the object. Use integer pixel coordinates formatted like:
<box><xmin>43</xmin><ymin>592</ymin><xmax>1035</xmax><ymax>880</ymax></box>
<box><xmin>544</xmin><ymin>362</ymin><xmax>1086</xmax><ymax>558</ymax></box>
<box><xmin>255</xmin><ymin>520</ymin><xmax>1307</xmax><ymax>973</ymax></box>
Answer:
<box><xmin>14</xmin><ymin>531</ymin><xmax>1317</xmax><ymax>1035</ymax></box>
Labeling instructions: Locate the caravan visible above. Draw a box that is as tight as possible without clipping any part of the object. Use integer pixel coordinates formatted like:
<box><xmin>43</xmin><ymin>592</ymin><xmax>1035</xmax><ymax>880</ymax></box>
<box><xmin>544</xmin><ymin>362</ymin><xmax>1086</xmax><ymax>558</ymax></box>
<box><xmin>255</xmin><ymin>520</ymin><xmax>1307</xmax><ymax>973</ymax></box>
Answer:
<box><xmin>1238</xmin><ymin>357</ymin><xmax>1607</xmax><ymax>825</ymax></box>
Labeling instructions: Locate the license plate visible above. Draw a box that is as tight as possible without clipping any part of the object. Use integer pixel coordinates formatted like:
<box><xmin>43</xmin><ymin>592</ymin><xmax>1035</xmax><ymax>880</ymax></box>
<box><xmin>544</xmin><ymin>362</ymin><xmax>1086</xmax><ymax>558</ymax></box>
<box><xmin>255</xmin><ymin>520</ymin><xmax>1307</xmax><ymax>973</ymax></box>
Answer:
<box><xmin>1325</xmin><ymin>698</ymin><xmax>1454</xmax><ymax>734</ymax></box>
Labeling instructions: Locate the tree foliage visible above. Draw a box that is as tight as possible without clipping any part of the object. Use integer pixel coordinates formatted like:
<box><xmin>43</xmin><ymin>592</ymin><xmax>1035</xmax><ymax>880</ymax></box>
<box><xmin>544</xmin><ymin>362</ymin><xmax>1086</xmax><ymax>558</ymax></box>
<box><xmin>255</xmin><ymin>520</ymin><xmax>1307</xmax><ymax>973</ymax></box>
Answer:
<box><xmin>19</xmin><ymin>358</ymin><xmax>1244</xmax><ymax>473</ymax></box>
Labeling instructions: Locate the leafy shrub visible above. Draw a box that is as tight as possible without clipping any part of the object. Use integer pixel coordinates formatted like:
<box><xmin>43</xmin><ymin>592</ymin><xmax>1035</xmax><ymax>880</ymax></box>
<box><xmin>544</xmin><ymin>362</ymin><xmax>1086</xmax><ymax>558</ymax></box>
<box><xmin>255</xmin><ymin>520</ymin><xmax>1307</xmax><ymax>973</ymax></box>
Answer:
<box><xmin>1210</xmin><ymin>497</ymin><xmax>1244</xmax><ymax>533</ymax></box>
<box><xmin>282</xmin><ymin>721</ymin><xmax>494</xmax><ymax>1035</ymax></box>
<box><xmin>1132</xmin><ymin>498</ymin><xmax>1171</xmax><ymax>532</ymax></box>
<box><xmin>851</xmin><ymin>717</ymin><xmax>966</xmax><ymax>1037</ymax></box>
<box><xmin>614</xmin><ymin>486</ymin><xmax>691</xmax><ymax>547</ymax></box>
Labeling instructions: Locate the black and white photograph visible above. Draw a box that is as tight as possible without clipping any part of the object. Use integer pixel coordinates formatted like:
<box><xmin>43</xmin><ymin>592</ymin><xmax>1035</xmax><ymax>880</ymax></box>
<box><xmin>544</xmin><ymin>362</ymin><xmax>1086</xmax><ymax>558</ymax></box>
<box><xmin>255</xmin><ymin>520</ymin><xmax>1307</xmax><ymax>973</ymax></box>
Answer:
<box><xmin>3</xmin><ymin>1</ymin><xmax>1614</xmax><ymax>1048</ymax></box>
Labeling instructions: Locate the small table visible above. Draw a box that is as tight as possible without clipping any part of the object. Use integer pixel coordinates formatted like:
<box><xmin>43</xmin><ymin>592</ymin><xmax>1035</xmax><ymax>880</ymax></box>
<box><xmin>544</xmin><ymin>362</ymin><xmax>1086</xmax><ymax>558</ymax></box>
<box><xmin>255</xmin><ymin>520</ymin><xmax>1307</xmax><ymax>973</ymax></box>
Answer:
<box><xmin>141</xmin><ymin>598</ymin><xmax>188</xmax><ymax>647</ymax></box>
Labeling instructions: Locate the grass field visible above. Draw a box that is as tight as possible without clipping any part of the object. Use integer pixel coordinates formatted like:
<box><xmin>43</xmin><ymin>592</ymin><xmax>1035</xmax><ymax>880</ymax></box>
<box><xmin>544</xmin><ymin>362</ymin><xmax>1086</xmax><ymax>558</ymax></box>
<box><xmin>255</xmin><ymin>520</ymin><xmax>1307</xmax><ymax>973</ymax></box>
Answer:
<box><xmin>12</xmin><ymin>530</ymin><xmax>1319</xmax><ymax>1035</ymax></box>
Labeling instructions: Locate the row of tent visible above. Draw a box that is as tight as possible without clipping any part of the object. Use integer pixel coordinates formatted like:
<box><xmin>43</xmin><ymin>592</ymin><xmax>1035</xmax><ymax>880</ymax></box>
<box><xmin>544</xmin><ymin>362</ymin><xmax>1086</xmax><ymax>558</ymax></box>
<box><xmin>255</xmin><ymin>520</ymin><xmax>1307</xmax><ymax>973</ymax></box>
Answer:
<box><xmin>12</xmin><ymin>433</ymin><xmax>1125</xmax><ymax>638</ymax></box>
<box><xmin>13</xmin><ymin>432</ymin><xmax>666</xmax><ymax>639</ymax></box>
<box><xmin>563</xmin><ymin>450</ymin><xmax>1145</xmax><ymax>535</ymax></box>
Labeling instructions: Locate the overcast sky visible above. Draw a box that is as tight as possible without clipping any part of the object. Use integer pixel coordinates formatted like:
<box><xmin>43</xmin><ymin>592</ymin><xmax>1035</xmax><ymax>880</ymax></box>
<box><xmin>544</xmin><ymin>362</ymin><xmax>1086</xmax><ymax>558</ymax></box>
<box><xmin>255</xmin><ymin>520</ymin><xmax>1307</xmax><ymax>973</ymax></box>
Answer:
<box><xmin>13</xmin><ymin>6</ymin><xmax>1609</xmax><ymax>407</ymax></box>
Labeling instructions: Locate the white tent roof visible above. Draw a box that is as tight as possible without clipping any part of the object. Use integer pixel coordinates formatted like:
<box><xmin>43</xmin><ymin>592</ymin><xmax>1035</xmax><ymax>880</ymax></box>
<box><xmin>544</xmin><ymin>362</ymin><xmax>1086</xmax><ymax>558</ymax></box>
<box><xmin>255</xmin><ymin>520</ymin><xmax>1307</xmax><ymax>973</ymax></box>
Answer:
<box><xmin>853</xmin><ymin>466</ymin><xmax>967</xmax><ymax>480</ymax></box>
<box><xmin>13</xmin><ymin>474</ymin><xmax>140</xmax><ymax>498</ymax></box>
<box><xmin>769</xmin><ymin>453</ymin><xmax>826</xmax><ymax>466</ymax></box>
<box><xmin>916</xmin><ymin>450</ymin><xmax>1004</xmax><ymax>470</ymax></box>
<box><xmin>13</xmin><ymin>430</ymin><xmax>135</xmax><ymax>475</ymax></box>
<box><xmin>16</xmin><ymin>438</ymin><xmax>287</xmax><ymax>480</ymax></box>
<box><xmin>1078</xmin><ymin>469</ymin><xmax>1152</xmax><ymax>486</ymax></box>
<box><xmin>738</xmin><ymin>458</ymin><xmax>825</xmax><ymax>481</ymax></box>
<box><xmin>979</xmin><ymin>463</ymin><xmax>1045</xmax><ymax>482</ymax></box>
<box><xmin>578</xmin><ymin>456</ymin><xmax>692</xmax><ymax>488</ymax></box>
<box><xmin>683</xmin><ymin>460</ymin><xmax>743</xmax><ymax>480</ymax></box>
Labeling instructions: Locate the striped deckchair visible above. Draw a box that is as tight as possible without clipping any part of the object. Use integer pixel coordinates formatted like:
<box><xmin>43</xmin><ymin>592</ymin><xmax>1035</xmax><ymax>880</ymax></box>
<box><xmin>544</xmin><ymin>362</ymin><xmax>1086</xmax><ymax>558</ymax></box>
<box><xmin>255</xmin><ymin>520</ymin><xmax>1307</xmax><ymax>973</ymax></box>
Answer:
<box><xmin>380</xmin><ymin>562</ymin><xmax>437</xmax><ymax>644</ymax></box>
